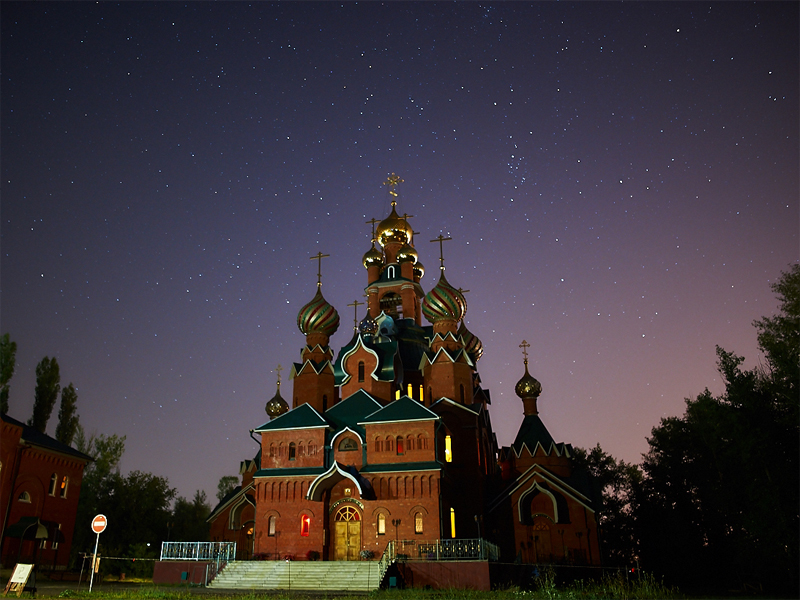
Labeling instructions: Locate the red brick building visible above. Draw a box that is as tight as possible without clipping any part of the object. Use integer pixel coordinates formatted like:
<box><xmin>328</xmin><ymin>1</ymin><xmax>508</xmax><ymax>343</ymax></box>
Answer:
<box><xmin>207</xmin><ymin>176</ymin><xmax>600</xmax><ymax>567</ymax></box>
<box><xmin>0</xmin><ymin>413</ymin><xmax>91</xmax><ymax>570</ymax></box>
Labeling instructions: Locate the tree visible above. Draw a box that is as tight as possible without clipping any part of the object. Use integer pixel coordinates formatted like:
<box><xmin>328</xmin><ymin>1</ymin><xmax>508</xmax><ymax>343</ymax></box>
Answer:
<box><xmin>0</xmin><ymin>333</ymin><xmax>17</xmax><ymax>414</ymax></box>
<box><xmin>638</xmin><ymin>265</ymin><xmax>799</xmax><ymax>594</ymax></box>
<box><xmin>217</xmin><ymin>475</ymin><xmax>239</xmax><ymax>502</ymax></box>
<box><xmin>28</xmin><ymin>356</ymin><xmax>60</xmax><ymax>433</ymax></box>
<box><xmin>55</xmin><ymin>383</ymin><xmax>80</xmax><ymax>445</ymax></box>
<box><xmin>171</xmin><ymin>490</ymin><xmax>212</xmax><ymax>542</ymax></box>
<box><xmin>572</xmin><ymin>444</ymin><xmax>642</xmax><ymax>568</ymax></box>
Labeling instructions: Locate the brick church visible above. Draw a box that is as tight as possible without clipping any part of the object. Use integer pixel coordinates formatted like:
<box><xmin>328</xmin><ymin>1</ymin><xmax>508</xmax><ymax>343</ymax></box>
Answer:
<box><xmin>207</xmin><ymin>175</ymin><xmax>600</xmax><ymax>567</ymax></box>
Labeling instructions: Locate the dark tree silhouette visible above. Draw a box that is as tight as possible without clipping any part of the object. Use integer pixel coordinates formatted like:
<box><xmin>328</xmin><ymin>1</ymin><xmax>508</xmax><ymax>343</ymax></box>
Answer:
<box><xmin>28</xmin><ymin>356</ymin><xmax>60</xmax><ymax>433</ymax></box>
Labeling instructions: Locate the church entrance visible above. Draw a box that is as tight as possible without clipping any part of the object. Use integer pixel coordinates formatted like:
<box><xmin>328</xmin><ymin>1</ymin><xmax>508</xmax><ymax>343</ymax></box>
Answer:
<box><xmin>333</xmin><ymin>505</ymin><xmax>361</xmax><ymax>560</ymax></box>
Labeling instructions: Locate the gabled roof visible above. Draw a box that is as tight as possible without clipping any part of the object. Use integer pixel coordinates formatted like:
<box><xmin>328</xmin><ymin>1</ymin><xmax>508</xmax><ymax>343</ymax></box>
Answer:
<box><xmin>326</xmin><ymin>389</ymin><xmax>383</xmax><ymax>434</ymax></box>
<box><xmin>1</xmin><ymin>413</ymin><xmax>92</xmax><ymax>463</ymax></box>
<box><xmin>430</xmin><ymin>396</ymin><xmax>480</xmax><ymax>416</ymax></box>
<box><xmin>333</xmin><ymin>335</ymin><xmax>382</xmax><ymax>385</ymax></box>
<box><xmin>488</xmin><ymin>463</ymin><xmax>594</xmax><ymax>515</ymax></box>
<box><xmin>359</xmin><ymin>396</ymin><xmax>439</xmax><ymax>425</ymax></box>
<box><xmin>253</xmin><ymin>403</ymin><xmax>328</xmax><ymax>432</ymax></box>
<box><xmin>306</xmin><ymin>462</ymin><xmax>376</xmax><ymax>501</ymax></box>
<box><xmin>206</xmin><ymin>481</ymin><xmax>255</xmax><ymax>523</ymax></box>
<box><xmin>512</xmin><ymin>414</ymin><xmax>555</xmax><ymax>452</ymax></box>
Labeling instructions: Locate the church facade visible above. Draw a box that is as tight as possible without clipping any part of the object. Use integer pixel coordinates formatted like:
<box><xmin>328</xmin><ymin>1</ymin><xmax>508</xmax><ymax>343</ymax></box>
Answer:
<box><xmin>208</xmin><ymin>176</ymin><xmax>600</xmax><ymax>567</ymax></box>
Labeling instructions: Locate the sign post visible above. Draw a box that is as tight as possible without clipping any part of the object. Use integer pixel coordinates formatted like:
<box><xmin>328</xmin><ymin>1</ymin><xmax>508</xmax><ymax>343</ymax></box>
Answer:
<box><xmin>89</xmin><ymin>514</ymin><xmax>107</xmax><ymax>592</ymax></box>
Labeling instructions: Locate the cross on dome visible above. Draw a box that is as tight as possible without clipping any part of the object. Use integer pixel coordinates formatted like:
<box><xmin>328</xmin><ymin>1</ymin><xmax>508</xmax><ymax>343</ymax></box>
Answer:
<box><xmin>430</xmin><ymin>234</ymin><xmax>453</xmax><ymax>270</ymax></box>
<box><xmin>383</xmin><ymin>173</ymin><xmax>404</xmax><ymax>205</ymax></box>
<box><xmin>309</xmin><ymin>251</ymin><xmax>330</xmax><ymax>287</ymax></box>
<box><xmin>519</xmin><ymin>340</ymin><xmax>531</xmax><ymax>363</ymax></box>
<box><xmin>347</xmin><ymin>299</ymin><xmax>365</xmax><ymax>331</ymax></box>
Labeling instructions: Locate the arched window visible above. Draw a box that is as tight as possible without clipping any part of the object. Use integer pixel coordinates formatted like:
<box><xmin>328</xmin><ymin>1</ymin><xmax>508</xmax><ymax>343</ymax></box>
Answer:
<box><xmin>417</xmin><ymin>434</ymin><xmax>426</xmax><ymax>450</ymax></box>
<box><xmin>268</xmin><ymin>516</ymin><xmax>276</xmax><ymax>537</ymax></box>
<box><xmin>406</xmin><ymin>436</ymin><xmax>414</xmax><ymax>452</ymax></box>
<box><xmin>308</xmin><ymin>443</ymin><xmax>316</xmax><ymax>456</ymax></box>
<box><xmin>298</xmin><ymin>443</ymin><xmax>305</xmax><ymax>457</ymax></box>
<box><xmin>375</xmin><ymin>437</ymin><xmax>382</xmax><ymax>453</ymax></box>
<box><xmin>60</xmin><ymin>476</ymin><xmax>69</xmax><ymax>498</ymax></box>
<box><xmin>407</xmin><ymin>383</ymin><xmax>413</xmax><ymax>398</ymax></box>
<box><xmin>18</xmin><ymin>491</ymin><xmax>31</xmax><ymax>503</ymax></box>
<box><xmin>300</xmin><ymin>514</ymin><xmax>310</xmax><ymax>536</ymax></box>
<box><xmin>269</xmin><ymin>443</ymin><xmax>276</xmax><ymax>458</ymax></box>
<box><xmin>460</xmin><ymin>384</ymin><xmax>465</xmax><ymax>403</ymax></box>
<box><xmin>396</xmin><ymin>436</ymin><xmax>404</xmax><ymax>455</ymax></box>
<box><xmin>415</xmin><ymin>512</ymin><xmax>424</xmax><ymax>534</ymax></box>
<box><xmin>338</xmin><ymin>437</ymin><xmax>358</xmax><ymax>451</ymax></box>
<box><xmin>358</xmin><ymin>361</ymin><xmax>365</xmax><ymax>383</ymax></box>
<box><xmin>385</xmin><ymin>436</ymin><xmax>393</xmax><ymax>452</ymax></box>
<box><xmin>289</xmin><ymin>442</ymin><xmax>296</xmax><ymax>461</ymax></box>
<box><xmin>450</xmin><ymin>508</ymin><xmax>456</xmax><ymax>538</ymax></box>
<box><xmin>377</xmin><ymin>513</ymin><xmax>386</xmax><ymax>535</ymax></box>
<box><xmin>49</xmin><ymin>473</ymin><xmax>58</xmax><ymax>496</ymax></box>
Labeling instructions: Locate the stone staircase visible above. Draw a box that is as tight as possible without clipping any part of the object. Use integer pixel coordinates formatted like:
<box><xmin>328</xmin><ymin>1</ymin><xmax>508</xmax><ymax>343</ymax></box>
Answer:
<box><xmin>208</xmin><ymin>560</ymin><xmax>383</xmax><ymax>592</ymax></box>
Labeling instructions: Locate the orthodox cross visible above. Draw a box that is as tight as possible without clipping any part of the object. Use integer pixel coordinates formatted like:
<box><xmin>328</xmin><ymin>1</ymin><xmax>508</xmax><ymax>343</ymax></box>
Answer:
<box><xmin>519</xmin><ymin>340</ymin><xmax>530</xmax><ymax>364</ymax></box>
<box><xmin>383</xmin><ymin>173</ymin><xmax>404</xmax><ymax>205</ymax></box>
<box><xmin>430</xmin><ymin>234</ymin><xmax>452</xmax><ymax>270</ymax></box>
<box><xmin>365</xmin><ymin>217</ymin><xmax>380</xmax><ymax>243</ymax></box>
<box><xmin>347</xmin><ymin>299</ymin><xmax>365</xmax><ymax>331</ymax></box>
<box><xmin>275</xmin><ymin>364</ymin><xmax>283</xmax><ymax>387</ymax></box>
<box><xmin>309</xmin><ymin>252</ymin><xmax>329</xmax><ymax>287</ymax></box>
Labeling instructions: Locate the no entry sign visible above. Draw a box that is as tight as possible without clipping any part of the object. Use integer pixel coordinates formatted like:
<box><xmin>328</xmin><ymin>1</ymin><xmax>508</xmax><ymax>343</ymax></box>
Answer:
<box><xmin>91</xmin><ymin>514</ymin><xmax>107</xmax><ymax>534</ymax></box>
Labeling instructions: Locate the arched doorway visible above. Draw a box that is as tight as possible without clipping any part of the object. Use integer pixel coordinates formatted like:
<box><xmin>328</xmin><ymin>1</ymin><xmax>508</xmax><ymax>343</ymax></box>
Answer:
<box><xmin>333</xmin><ymin>505</ymin><xmax>361</xmax><ymax>561</ymax></box>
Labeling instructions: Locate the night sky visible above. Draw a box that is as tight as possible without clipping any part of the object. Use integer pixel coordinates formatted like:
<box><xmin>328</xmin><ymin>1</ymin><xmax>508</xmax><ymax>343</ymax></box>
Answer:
<box><xmin>2</xmin><ymin>2</ymin><xmax>797</xmax><ymax>504</ymax></box>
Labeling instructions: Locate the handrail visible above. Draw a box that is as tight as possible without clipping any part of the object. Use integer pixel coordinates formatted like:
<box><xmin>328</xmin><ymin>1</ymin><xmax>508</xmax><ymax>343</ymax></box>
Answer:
<box><xmin>160</xmin><ymin>541</ymin><xmax>237</xmax><ymax>562</ymax></box>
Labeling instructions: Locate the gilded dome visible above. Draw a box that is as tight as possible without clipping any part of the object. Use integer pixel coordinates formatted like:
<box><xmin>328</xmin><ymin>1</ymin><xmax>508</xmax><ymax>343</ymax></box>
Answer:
<box><xmin>396</xmin><ymin>242</ymin><xmax>418</xmax><ymax>264</ymax></box>
<box><xmin>413</xmin><ymin>261</ymin><xmax>425</xmax><ymax>280</ymax></box>
<box><xmin>515</xmin><ymin>362</ymin><xmax>542</xmax><ymax>399</ymax></box>
<box><xmin>358</xmin><ymin>310</ymin><xmax>378</xmax><ymax>335</ymax></box>
<box><xmin>297</xmin><ymin>287</ymin><xmax>340</xmax><ymax>336</ymax></box>
<box><xmin>376</xmin><ymin>207</ymin><xmax>411</xmax><ymax>247</ymax></box>
<box><xmin>362</xmin><ymin>244</ymin><xmax>384</xmax><ymax>269</ymax></box>
<box><xmin>458</xmin><ymin>322</ymin><xmax>483</xmax><ymax>361</ymax></box>
<box><xmin>265</xmin><ymin>383</ymin><xmax>289</xmax><ymax>419</ymax></box>
<box><xmin>422</xmin><ymin>272</ymin><xmax>467</xmax><ymax>324</ymax></box>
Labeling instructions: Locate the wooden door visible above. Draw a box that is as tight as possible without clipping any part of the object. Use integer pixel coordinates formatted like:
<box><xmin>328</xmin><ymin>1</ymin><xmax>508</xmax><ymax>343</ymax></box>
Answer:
<box><xmin>333</xmin><ymin>505</ymin><xmax>361</xmax><ymax>560</ymax></box>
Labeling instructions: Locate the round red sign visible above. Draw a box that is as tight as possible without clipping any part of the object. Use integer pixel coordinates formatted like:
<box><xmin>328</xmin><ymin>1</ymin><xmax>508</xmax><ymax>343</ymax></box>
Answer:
<box><xmin>91</xmin><ymin>514</ymin><xmax>107</xmax><ymax>534</ymax></box>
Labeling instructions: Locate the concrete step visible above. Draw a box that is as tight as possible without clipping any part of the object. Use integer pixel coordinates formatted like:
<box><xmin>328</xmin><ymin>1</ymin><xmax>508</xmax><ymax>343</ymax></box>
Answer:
<box><xmin>209</xmin><ymin>560</ymin><xmax>382</xmax><ymax>591</ymax></box>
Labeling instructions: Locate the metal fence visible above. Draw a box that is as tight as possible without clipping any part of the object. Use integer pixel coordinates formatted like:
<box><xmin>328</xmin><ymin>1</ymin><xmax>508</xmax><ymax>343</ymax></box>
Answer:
<box><xmin>384</xmin><ymin>538</ymin><xmax>499</xmax><ymax>564</ymax></box>
<box><xmin>160</xmin><ymin>541</ymin><xmax>236</xmax><ymax>562</ymax></box>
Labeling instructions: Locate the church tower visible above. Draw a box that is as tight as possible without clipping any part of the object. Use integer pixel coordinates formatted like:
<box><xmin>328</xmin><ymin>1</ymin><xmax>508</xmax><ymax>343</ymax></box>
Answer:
<box><xmin>290</xmin><ymin>254</ymin><xmax>339</xmax><ymax>412</ymax></box>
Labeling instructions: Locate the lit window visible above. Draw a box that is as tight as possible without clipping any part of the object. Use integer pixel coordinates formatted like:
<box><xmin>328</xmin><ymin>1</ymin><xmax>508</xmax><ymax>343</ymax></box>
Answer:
<box><xmin>407</xmin><ymin>383</ymin><xmax>412</xmax><ymax>397</ymax></box>
<box><xmin>396</xmin><ymin>436</ymin><xmax>404</xmax><ymax>455</ymax></box>
<box><xmin>339</xmin><ymin>437</ymin><xmax>358</xmax><ymax>451</ymax></box>
<box><xmin>289</xmin><ymin>443</ymin><xmax>296</xmax><ymax>461</ymax></box>
<box><xmin>450</xmin><ymin>508</ymin><xmax>456</xmax><ymax>538</ymax></box>
<box><xmin>268</xmin><ymin>516</ymin><xmax>276</xmax><ymax>537</ymax></box>
<box><xmin>49</xmin><ymin>473</ymin><xmax>58</xmax><ymax>496</ymax></box>
<box><xmin>300</xmin><ymin>514</ymin><xmax>310</xmax><ymax>537</ymax></box>
<box><xmin>395</xmin><ymin>389</ymin><xmax>400</xmax><ymax>400</ymax></box>
<box><xmin>419</xmin><ymin>385</ymin><xmax>424</xmax><ymax>401</ymax></box>
<box><xmin>415</xmin><ymin>512</ymin><xmax>423</xmax><ymax>534</ymax></box>
<box><xmin>60</xmin><ymin>476</ymin><xmax>69</xmax><ymax>499</ymax></box>
<box><xmin>378</xmin><ymin>514</ymin><xmax>386</xmax><ymax>535</ymax></box>
<box><xmin>445</xmin><ymin>435</ymin><xmax>452</xmax><ymax>463</ymax></box>
<box><xmin>358</xmin><ymin>361</ymin><xmax>365</xmax><ymax>383</ymax></box>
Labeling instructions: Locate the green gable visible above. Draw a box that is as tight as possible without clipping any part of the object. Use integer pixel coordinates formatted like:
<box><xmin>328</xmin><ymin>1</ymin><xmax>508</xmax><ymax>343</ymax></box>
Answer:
<box><xmin>359</xmin><ymin>395</ymin><xmax>439</xmax><ymax>425</ymax></box>
<box><xmin>254</xmin><ymin>403</ymin><xmax>328</xmax><ymax>432</ymax></box>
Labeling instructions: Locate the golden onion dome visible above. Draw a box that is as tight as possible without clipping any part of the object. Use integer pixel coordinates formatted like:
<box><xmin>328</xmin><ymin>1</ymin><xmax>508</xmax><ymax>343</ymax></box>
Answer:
<box><xmin>376</xmin><ymin>207</ymin><xmax>411</xmax><ymax>247</ymax></box>
<box><xmin>396</xmin><ymin>243</ymin><xmax>418</xmax><ymax>264</ymax></box>
<box><xmin>265</xmin><ymin>383</ymin><xmax>289</xmax><ymax>419</ymax></box>
<box><xmin>362</xmin><ymin>244</ymin><xmax>384</xmax><ymax>269</ymax></box>
<box><xmin>515</xmin><ymin>361</ymin><xmax>542</xmax><ymax>399</ymax></box>
<box><xmin>413</xmin><ymin>261</ymin><xmax>425</xmax><ymax>280</ymax></box>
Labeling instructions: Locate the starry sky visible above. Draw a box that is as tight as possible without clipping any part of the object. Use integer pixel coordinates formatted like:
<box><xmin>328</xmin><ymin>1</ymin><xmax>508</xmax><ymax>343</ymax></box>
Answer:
<box><xmin>2</xmin><ymin>2</ymin><xmax>797</xmax><ymax>505</ymax></box>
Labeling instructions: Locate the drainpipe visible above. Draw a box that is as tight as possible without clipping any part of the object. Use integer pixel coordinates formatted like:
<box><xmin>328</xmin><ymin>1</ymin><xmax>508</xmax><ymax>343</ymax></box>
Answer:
<box><xmin>1</xmin><ymin>442</ymin><xmax>29</xmax><ymax>561</ymax></box>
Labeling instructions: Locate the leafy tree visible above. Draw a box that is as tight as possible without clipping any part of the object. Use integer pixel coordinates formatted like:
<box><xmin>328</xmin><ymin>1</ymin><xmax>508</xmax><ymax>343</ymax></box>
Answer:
<box><xmin>171</xmin><ymin>490</ymin><xmax>212</xmax><ymax>542</ymax></box>
<box><xmin>28</xmin><ymin>356</ymin><xmax>60</xmax><ymax>433</ymax></box>
<box><xmin>216</xmin><ymin>475</ymin><xmax>239</xmax><ymax>502</ymax></box>
<box><xmin>0</xmin><ymin>333</ymin><xmax>17</xmax><ymax>414</ymax></box>
<box><xmin>572</xmin><ymin>444</ymin><xmax>642</xmax><ymax>568</ymax></box>
<box><xmin>638</xmin><ymin>265</ymin><xmax>799</xmax><ymax>594</ymax></box>
<box><xmin>55</xmin><ymin>383</ymin><xmax>80</xmax><ymax>445</ymax></box>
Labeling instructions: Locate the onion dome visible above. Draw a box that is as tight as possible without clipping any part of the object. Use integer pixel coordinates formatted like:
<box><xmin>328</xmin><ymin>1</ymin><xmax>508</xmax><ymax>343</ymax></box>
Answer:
<box><xmin>413</xmin><ymin>261</ymin><xmax>425</xmax><ymax>280</ymax></box>
<box><xmin>515</xmin><ymin>360</ymin><xmax>542</xmax><ymax>399</ymax></box>
<box><xmin>297</xmin><ymin>287</ymin><xmax>340</xmax><ymax>336</ymax></box>
<box><xmin>458</xmin><ymin>322</ymin><xmax>483</xmax><ymax>361</ymax></box>
<box><xmin>362</xmin><ymin>243</ymin><xmax>384</xmax><ymax>269</ymax></box>
<box><xmin>422</xmin><ymin>272</ymin><xmax>467</xmax><ymax>323</ymax></box>
<box><xmin>265</xmin><ymin>382</ymin><xmax>289</xmax><ymax>419</ymax></box>
<box><xmin>358</xmin><ymin>310</ymin><xmax>378</xmax><ymax>336</ymax></box>
<box><xmin>376</xmin><ymin>207</ymin><xmax>411</xmax><ymax>247</ymax></box>
<box><xmin>396</xmin><ymin>242</ymin><xmax>418</xmax><ymax>264</ymax></box>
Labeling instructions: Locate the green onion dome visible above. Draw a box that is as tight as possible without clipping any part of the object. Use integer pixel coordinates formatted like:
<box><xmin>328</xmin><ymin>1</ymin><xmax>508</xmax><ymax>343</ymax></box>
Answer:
<box><xmin>362</xmin><ymin>243</ymin><xmax>384</xmax><ymax>269</ymax></box>
<box><xmin>297</xmin><ymin>287</ymin><xmax>340</xmax><ymax>336</ymax></box>
<box><xmin>376</xmin><ymin>207</ymin><xmax>411</xmax><ymax>247</ymax></box>
<box><xmin>396</xmin><ymin>242</ymin><xmax>418</xmax><ymax>264</ymax></box>
<box><xmin>265</xmin><ymin>383</ymin><xmax>289</xmax><ymax>419</ymax></box>
<box><xmin>422</xmin><ymin>272</ymin><xmax>467</xmax><ymax>324</ymax></box>
<box><xmin>458</xmin><ymin>322</ymin><xmax>483</xmax><ymax>361</ymax></box>
<box><xmin>515</xmin><ymin>361</ymin><xmax>542</xmax><ymax>399</ymax></box>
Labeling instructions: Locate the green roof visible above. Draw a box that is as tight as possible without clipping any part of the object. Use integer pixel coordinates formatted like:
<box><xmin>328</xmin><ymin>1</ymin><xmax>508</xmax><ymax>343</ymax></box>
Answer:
<box><xmin>254</xmin><ymin>466</ymin><xmax>326</xmax><ymax>478</ymax></box>
<box><xmin>512</xmin><ymin>414</ymin><xmax>555</xmax><ymax>452</ymax></box>
<box><xmin>360</xmin><ymin>395</ymin><xmax>439</xmax><ymax>425</ymax></box>
<box><xmin>360</xmin><ymin>461</ymin><xmax>442</xmax><ymax>473</ymax></box>
<box><xmin>326</xmin><ymin>389</ymin><xmax>383</xmax><ymax>430</ymax></box>
<box><xmin>254</xmin><ymin>403</ymin><xmax>328</xmax><ymax>432</ymax></box>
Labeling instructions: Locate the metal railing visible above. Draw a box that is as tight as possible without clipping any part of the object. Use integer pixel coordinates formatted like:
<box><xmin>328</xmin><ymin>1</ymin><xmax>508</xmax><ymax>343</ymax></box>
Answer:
<box><xmin>378</xmin><ymin>538</ymin><xmax>499</xmax><ymax>582</ymax></box>
<box><xmin>160</xmin><ymin>541</ymin><xmax>237</xmax><ymax>562</ymax></box>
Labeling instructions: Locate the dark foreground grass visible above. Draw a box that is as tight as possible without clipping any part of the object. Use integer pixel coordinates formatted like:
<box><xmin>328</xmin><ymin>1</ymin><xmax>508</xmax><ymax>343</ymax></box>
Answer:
<box><xmin>43</xmin><ymin>571</ymin><xmax>680</xmax><ymax>600</ymax></box>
